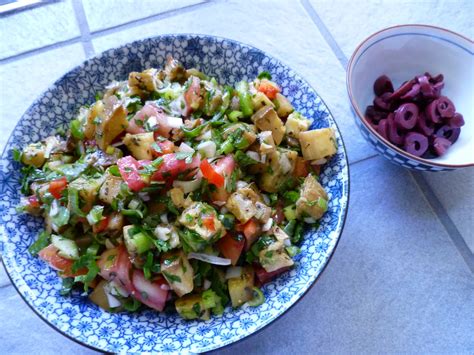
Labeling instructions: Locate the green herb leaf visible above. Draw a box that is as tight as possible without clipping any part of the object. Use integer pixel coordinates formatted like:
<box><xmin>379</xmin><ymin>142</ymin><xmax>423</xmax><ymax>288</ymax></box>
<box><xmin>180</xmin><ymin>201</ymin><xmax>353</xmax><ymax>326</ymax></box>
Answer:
<box><xmin>59</xmin><ymin>277</ymin><xmax>75</xmax><ymax>296</ymax></box>
<box><xmin>70</xmin><ymin>119</ymin><xmax>84</xmax><ymax>139</ymax></box>
<box><xmin>162</xmin><ymin>271</ymin><xmax>182</xmax><ymax>283</ymax></box>
<box><xmin>28</xmin><ymin>231</ymin><xmax>50</xmax><ymax>256</ymax></box>
<box><xmin>12</xmin><ymin>148</ymin><xmax>22</xmax><ymax>162</ymax></box>
<box><xmin>257</xmin><ymin>71</ymin><xmax>272</xmax><ymax>80</ymax></box>
<box><xmin>234</xmin><ymin>150</ymin><xmax>258</xmax><ymax>167</ymax></box>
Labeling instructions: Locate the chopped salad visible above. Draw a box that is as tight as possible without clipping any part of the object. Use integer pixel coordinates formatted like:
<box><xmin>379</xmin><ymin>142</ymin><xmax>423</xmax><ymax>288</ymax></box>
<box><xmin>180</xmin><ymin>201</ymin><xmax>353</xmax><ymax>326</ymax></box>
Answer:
<box><xmin>14</xmin><ymin>56</ymin><xmax>337</xmax><ymax>320</ymax></box>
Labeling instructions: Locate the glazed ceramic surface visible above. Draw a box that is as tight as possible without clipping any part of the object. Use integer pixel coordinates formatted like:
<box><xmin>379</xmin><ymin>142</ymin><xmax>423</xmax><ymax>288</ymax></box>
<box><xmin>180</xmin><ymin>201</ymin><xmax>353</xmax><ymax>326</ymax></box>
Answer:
<box><xmin>0</xmin><ymin>34</ymin><xmax>349</xmax><ymax>353</ymax></box>
<box><xmin>347</xmin><ymin>25</ymin><xmax>474</xmax><ymax>171</ymax></box>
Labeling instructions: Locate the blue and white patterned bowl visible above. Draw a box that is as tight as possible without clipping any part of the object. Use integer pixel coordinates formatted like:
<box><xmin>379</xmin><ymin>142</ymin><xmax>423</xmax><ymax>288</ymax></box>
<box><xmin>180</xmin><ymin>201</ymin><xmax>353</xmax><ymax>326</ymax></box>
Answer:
<box><xmin>0</xmin><ymin>34</ymin><xmax>349</xmax><ymax>353</ymax></box>
<box><xmin>347</xmin><ymin>25</ymin><xmax>474</xmax><ymax>171</ymax></box>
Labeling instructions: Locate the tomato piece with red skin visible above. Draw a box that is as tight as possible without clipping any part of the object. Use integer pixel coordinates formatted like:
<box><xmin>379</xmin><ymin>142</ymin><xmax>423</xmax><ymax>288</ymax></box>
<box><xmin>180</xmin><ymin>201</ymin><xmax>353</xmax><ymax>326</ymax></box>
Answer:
<box><xmin>209</xmin><ymin>155</ymin><xmax>236</xmax><ymax>202</ymax></box>
<box><xmin>293</xmin><ymin>157</ymin><xmax>310</xmax><ymax>178</ymax></box>
<box><xmin>151</xmin><ymin>153</ymin><xmax>200</xmax><ymax>182</ymax></box>
<box><xmin>92</xmin><ymin>215</ymin><xmax>110</xmax><ymax>234</ymax></box>
<box><xmin>200</xmin><ymin>159</ymin><xmax>225</xmax><ymax>188</ymax></box>
<box><xmin>27</xmin><ymin>195</ymin><xmax>41</xmax><ymax>208</ymax></box>
<box><xmin>131</xmin><ymin>269</ymin><xmax>169</xmax><ymax>311</ymax></box>
<box><xmin>38</xmin><ymin>245</ymin><xmax>86</xmax><ymax>277</ymax></box>
<box><xmin>257</xmin><ymin>80</ymin><xmax>281</xmax><ymax>100</ymax></box>
<box><xmin>151</xmin><ymin>139</ymin><xmax>176</xmax><ymax>157</ymax></box>
<box><xmin>241</xmin><ymin>218</ymin><xmax>262</xmax><ymax>250</ymax></box>
<box><xmin>49</xmin><ymin>177</ymin><xmax>68</xmax><ymax>199</ymax></box>
<box><xmin>217</xmin><ymin>233</ymin><xmax>245</xmax><ymax>266</ymax></box>
<box><xmin>97</xmin><ymin>245</ymin><xmax>133</xmax><ymax>293</ymax></box>
<box><xmin>202</xmin><ymin>215</ymin><xmax>216</xmax><ymax>232</ymax></box>
<box><xmin>184</xmin><ymin>76</ymin><xmax>202</xmax><ymax>116</ymax></box>
<box><xmin>254</xmin><ymin>264</ymin><xmax>290</xmax><ymax>285</ymax></box>
<box><xmin>117</xmin><ymin>156</ymin><xmax>149</xmax><ymax>192</ymax></box>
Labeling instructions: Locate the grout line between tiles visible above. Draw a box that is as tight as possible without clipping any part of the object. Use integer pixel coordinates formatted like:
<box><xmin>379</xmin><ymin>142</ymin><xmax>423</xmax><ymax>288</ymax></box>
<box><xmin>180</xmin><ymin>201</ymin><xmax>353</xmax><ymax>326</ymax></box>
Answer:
<box><xmin>301</xmin><ymin>0</ymin><xmax>474</xmax><ymax>273</ymax></box>
<box><xmin>0</xmin><ymin>0</ymin><xmax>213</xmax><ymax>65</ymax></box>
<box><xmin>300</xmin><ymin>0</ymin><xmax>348</xmax><ymax>68</ymax></box>
<box><xmin>410</xmin><ymin>172</ymin><xmax>474</xmax><ymax>273</ymax></box>
<box><xmin>88</xmin><ymin>1</ymin><xmax>212</xmax><ymax>38</ymax></box>
<box><xmin>71</xmin><ymin>0</ymin><xmax>95</xmax><ymax>58</ymax></box>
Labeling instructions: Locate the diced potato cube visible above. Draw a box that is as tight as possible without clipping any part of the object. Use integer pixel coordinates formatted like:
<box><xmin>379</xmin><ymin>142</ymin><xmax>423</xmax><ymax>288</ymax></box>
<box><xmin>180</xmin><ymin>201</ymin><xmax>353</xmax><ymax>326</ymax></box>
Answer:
<box><xmin>259</xmin><ymin>241</ymin><xmax>294</xmax><ymax>273</ymax></box>
<box><xmin>299</xmin><ymin>128</ymin><xmax>337</xmax><ymax>161</ymax></box>
<box><xmin>175</xmin><ymin>294</ymin><xmax>209</xmax><ymax>320</ymax></box>
<box><xmin>161</xmin><ymin>250</ymin><xmax>194</xmax><ymax>297</ymax></box>
<box><xmin>123</xmin><ymin>132</ymin><xmax>154</xmax><ymax>160</ymax></box>
<box><xmin>274</xmin><ymin>93</ymin><xmax>294</xmax><ymax>118</ymax></box>
<box><xmin>169</xmin><ymin>187</ymin><xmax>185</xmax><ymax>208</ymax></box>
<box><xmin>296</xmin><ymin>174</ymin><xmax>328</xmax><ymax>220</ymax></box>
<box><xmin>178</xmin><ymin>202</ymin><xmax>224</xmax><ymax>241</ymax></box>
<box><xmin>21</xmin><ymin>142</ymin><xmax>45</xmax><ymax>167</ymax></box>
<box><xmin>252</xmin><ymin>91</ymin><xmax>275</xmax><ymax>111</ymax></box>
<box><xmin>259</xmin><ymin>149</ymin><xmax>297</xmax><ymax>193</ymax></box>
<box><xmin>99</xmin><ymin>174</ymin><xmax>123</xmax><ymax>205</ymax></box>
<box><xmin>285</xmin><ymin>112</ymin><xmax>311</xmax><ymax>139</ymax></box>
<box><xmin>258</xmin><ymin>131</ymin><xmax>276</xmax><ymax>155</ymax></box>
<box><xmin>96</xmin><ymin>105</ymin><xmax>128</xmax><ymax>151</ymax></box>
<box><xmin>228</xmin><ymin>265</ymin><xmax>254</xmax><ymax>307</ymax></box>
<box><xmin>128</xmin><ymin>68</ymin><xmax>162</xmax><ymax>97</ymax></box>
<box><xmin>251</xmin><ymin>106</ymin><xmax>285</xmax><ymax>145</ymax></box>
<box><xmin>69</xmin><ymin>176</ymin><xmax>105</xmax><ymax>212</ymax></box>
<box><xmin>225</xmin><ymin>186</ymin><xmax>263</xmax><ymax>223</ymax></box>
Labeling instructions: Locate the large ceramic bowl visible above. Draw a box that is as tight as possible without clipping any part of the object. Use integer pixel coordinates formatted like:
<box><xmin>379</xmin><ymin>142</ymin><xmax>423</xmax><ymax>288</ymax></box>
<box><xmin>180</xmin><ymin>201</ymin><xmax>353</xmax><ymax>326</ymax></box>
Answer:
<box><xmin>0</xmin><ymin>34</ymin><xmax>349</xmax><ymax>353</ymax></box>
<box><xmin>347</xmin><ymin>24</ymin><xmax>474</xmax><ymax>171</ymax></box>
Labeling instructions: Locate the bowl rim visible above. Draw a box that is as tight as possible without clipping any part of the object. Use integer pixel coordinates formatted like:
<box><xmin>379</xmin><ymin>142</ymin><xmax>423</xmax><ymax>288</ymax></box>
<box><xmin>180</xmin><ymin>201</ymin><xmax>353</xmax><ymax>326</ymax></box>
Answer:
<box><xmin>0</xmin><ymin>33</ymin><xmax>350</xmax><ymax>353</ymax></box>
<box><xmin>346</xmin><ymin>24</ymin><xmax>474</xmax><ymax>168</ymax></box>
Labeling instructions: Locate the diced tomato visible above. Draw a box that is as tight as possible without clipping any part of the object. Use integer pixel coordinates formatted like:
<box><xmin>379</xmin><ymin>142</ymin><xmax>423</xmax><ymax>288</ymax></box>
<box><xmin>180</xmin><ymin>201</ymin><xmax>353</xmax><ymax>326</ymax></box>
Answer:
<box><xmin>92</xmin><ymin>215</ymin><xmax>110</xmax><ymax>233</ymax></box>
<box><xmin>117</xmin><ymin>156</ymin><xmax>149</xmax><ymax>192</ymax></box>
<box><xmin>151</xmin><ymin>139</ymin><xmax>176</xmax><ymax>157</ymax></box>
<box><xmin>131</xmin><ymin>270</ymin><xmax>169</xmax><ymax>311</ymax></box>
<box><xmin>38</xmin><ymin>245</ymin><xmax>86</xmax><ymax>277</ymax></box>
<box><xmin>257</xmin><ymin>79</ymin><xmax>280</xmax><ymax>100</ymax></box>
<box><xmin>97</xmin><ymin>245</ymin><xmax>133</xmax><ymax>293</ymax></box>
<box><xmin>49</xmin><ymin>177</ymin><xmax>68</xmax><ymax>199</ymax></box>
<box><xmin>200</xmin><ymin>159</ymin><xmax>225</xmax><ymax>188</ymax></box>
<box><xmin>242</xmin><ymin>218</ymin><xmax>262</xmax><ymax>250</ymax></box>
<box><xmin>254</xmin><ymin>264</ymin><xmax>290</xmax><ymax>285</ymax></box>
<box><xmin>128</xmin><ymin>103</ymin><xmax>179</xmax><ymax>138</ymax></box>
<box><xmin>27</xmin><ymin>195</ymin><xmax>41</xmax><ymax>208</ymax></box>
<box><xmin>273</xmin><ymin>203</ymin><xmax>285</xmax><ymax>225</ymax></box>
<box><xmin>202</xmin><ymin>215</ymin><xmax>216</xmax><ymax>232</ymax></box>
<box><xmin>293</xmin><ymin>156</ymin><xmax>310</xmax><ymax>178</ymax></box>
<box><xmin>151</xmin><ymin>153</ymin><xmax>200</xmax><ymax>182</ymax></box>
<box><xmin>217</xmin><ymin>233</ymin><xmax>245</xmax><ymax>266</ymax></box>
<box><xmin>184</xmin><ymin>76</ymin><xmax>202</xmax><ymax>116</ymax></box>
<box><xmin>209</xmin><ymin>155</ymin><xmax>236</xmax><ymax>202</ymax></box>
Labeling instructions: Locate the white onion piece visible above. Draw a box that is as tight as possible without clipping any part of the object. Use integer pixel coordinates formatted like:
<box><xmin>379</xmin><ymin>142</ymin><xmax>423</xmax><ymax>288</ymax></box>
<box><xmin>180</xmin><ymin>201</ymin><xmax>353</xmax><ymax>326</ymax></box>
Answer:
<box><xmin>213</xmin><ymin>201</ymin><xmax>226</xmax><ymax>206</ymax></box>
<box><xmin>173</xmin><ymin>177</ymin><xmax>201</xmax><ymax>193</ymax></box>
<box><xmin>178</xmin><ymin>142</ymin><xmax>195</xmax><ymax>153</ymax></box>
<box><xmin>107</xmin><ymin>280</ymin><xmax>129</xmax><ymax>297</ymax></box>
<box><xmin>146</xmin><ymin>116</ymin><xmax>158</xmax><ymax>130</ymax></box>
<box><xmin>262</xmin><ymin>218</ymin><xmax>273</xmax><ymax>232</ymax></box>
<box><xmin>198</xmin><ymin>130</ymin><xmax>212</xmax><ymax>140</ymax></box>
<box><xmin>188</xmin><ymin>252</ymin><xmax>231</xmax><ymax>266</ymax></box>
<box><xmin>49</xmin><ymin>199</ymin><xmax>59</xmax><ymax>217</ymax></box>
<box><xmin>262</xmin><ymin>194</ymin><xmax>270</xmax><ymax>205</ymax></box>
<box><xmin>280</xmin><ymin>153</ymin><xmax>292</xmax><ymax>174</ymax></box>
<box><xmin>304</xmin><ymin>217</ymin><xmax>317</xmax><ymax>224</ymax></box>
<box><xmin>167</xmin><ymin>115</ymin><xmax>184</xmax><ymax>128</ymax></box>
<box><xmin>225</xmin><ymin>266</ymin><xmax>243</xmax><ymax>279</ymax></box>
<box><xmin>236</xmin><ymin>180</ymin><xmax>248</xmax><ymax>189</ymax></box>
<box><xmin>246</xmin><ymin>151</ymin><xmax>260</xmax><ymax>162</ymax></box>
<box><xmin>160</xmin><ymin>213</ymin><xmax>168</xmax><ymax>224</ymax></box>
<box><xmin>105</xmin><ymin>239</ymin><xmax>115</xmax><ymax>250</ymax></box>
<box><xmin>283</xmin><ymin>238</ymin><xmax>292</xmax><ymax>247</ymax></box>
<box><xmin>160</xmin><ymin>283</ymin><xmax>171</xmax><ymax>291</ymax></box>
<box><xmin>105</xmin><ymin>292</ymin><xmax>121</xmax><ymax>308</ymax></box>
<box><xmin>260</xmin><ymin>154</ymin><xmax>267</xmax><ymax>163</ymax></box>
<box><xmin>154</xmin><ymin>226</ymin><xmax>171</xmax><ymax>241</ymax></box>
<box><xmin>311</xmin><ymin>158</ymin><xmax>327</xmax><ymax>165</ymax></box>
<box><xmin>197</xmin><ymin>141</ymin><xmax>216</xmax><ymax>158</ymax></box>
<box><xmin>203</xmin><ymin>279</ymin><xmax>211</xmax><ymax>290</ymax></box>
<box><xmin>138</xmin><ymin>192</ymin><xmax>150</xmax><ymax>201</ymax></box>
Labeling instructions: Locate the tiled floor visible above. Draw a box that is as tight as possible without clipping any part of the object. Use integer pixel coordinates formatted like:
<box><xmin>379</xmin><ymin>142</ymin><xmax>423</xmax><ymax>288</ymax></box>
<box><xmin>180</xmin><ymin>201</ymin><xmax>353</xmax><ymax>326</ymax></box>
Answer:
<box><xmin>0</xmin><ymin>0</ymin><xmax>472</xmax><ymax>353</ymax></box>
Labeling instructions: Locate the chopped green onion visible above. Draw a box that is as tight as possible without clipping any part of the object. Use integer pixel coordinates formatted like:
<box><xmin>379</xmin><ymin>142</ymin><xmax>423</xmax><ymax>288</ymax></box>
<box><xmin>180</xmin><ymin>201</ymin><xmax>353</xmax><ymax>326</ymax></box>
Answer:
<box><xmin>12</xmin><ymin>148</ymin><xmax>22</xmax><ymax>162</ymax></box>
<box><xmin>285</xmin><ymin>245</ymin><xmax>300</xmax><ymax>257</ymax></box>
<box><xmin>283</xmin><ymin>219</ymin><xmax>297</xmax><ymax>237</ymax></box>
<box><xmin>283</xmin><ymin>205</ymin><xmax>297</xmax><ymax>221</ymax></box>
<box><xmin>68</xmin><ymin>188</ymin><xmax>86</xmax><ymax>217</ymax></box>
<box><xmin>283</xmin><ymin>191</ymin><xmax>300</xmax><ymax>204</ymax></box>
<box><xmin>70</xmin><ymin>119</ymin><xmax>84</xmax><ymax>139</ymax></box>
<box><xmin>317</xmin><ymin>197</ymin><xmax>328</xmax><ymax>212</ymax></box>
<box><xmin>247</xmin><ymin>287</ymin><xmax>265</xmax><ymax>307</ymax></box>
<box><xmin>291</xmin><ymin>222</ymin><xmax>303</xmax><ymax>243</ymax></box>
<box><xmin>235</xmin><ymin>81</ymin><xmax>253</xmax><ymax>117</ymax></box>
<box><xmin>86</xmin><ymin>205</ymin><xmax>104</xmax><ymax>225</ymax></box>
<box><xmin>28</xmin><ymin>231</ymin><xmax>50</xmax><ymax>256</ymax></box>
<box><xmin>219</xmin><ymin>139</ymin><xmax>234</xmax><ymax>154</ymax></box>
<box><xmin>202</xmin><ymin>289</ymin><xmax>217</xmax><ymax>309</ymax></box>
<box><xmin>228</xmin><ymin>110</ymin><xmax>243</xmax><ymax>122</ymax></box>
<box><xmin>257</xmin><ymin>71</ymin><xmax>272</xmax><ymax>80</ymax></box>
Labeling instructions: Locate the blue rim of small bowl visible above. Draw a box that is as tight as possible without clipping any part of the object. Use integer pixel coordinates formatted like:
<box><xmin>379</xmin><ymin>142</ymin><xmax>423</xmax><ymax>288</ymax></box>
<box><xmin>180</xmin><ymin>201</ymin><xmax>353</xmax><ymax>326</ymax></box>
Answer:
<box><xmin>347</xmin><ymin>24</ymin><xmax>474</xmax><ymax>169</ymax></box>
<box><xmin>0</xmin><ymin>33</ymin><xmax>350</xmax><ymax>353</ymax></box>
